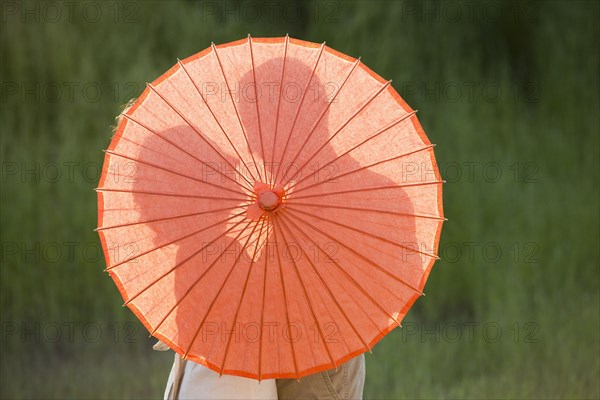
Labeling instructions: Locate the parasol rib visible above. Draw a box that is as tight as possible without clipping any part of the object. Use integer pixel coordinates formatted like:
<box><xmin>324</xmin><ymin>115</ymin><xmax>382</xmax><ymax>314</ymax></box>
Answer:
<box><xmin>281</xmin><ymin>209</ymin><xmax>415</xmax><ymax>304</ymax></box>
<box><xmin>284</xmin><ymin>208</ymin><xmax>427</xmax><ymax>294</ymax></box>
<box><xmin>177</xmin><ymin>58</ymin><xmax>263</xmax><ymax>185</ymax></box>
<box><xmin>211</xmin><ymin>42</ymin><xmax>264</xmax><ymax>183</ymax></box>
<box><xmin>96</xmin><ymin>204</ymin><xmax>249</xmax><ymax>231</ymax></box>
<box><xmin>286</xmin><ymin>206</ymin><xmax>439</xmax><ymax>261</ymax></box>
<box><xmin>272</xmin><ymin>41</ymin><xmax>327</xmax><ymax>185</ymax></box>
<box><xmin>247</xmin><ymin>35</ymin><xmax>268</xmax><ymax>182</ymax></box>
<box><xmin>279</xmin><ymin>217</ymin><xmax>414</xmax><ymax>305</ymax></box>
<box><xmin>96</xmin><ymin>187</ymin><xmax>249</xmax><ymax>201</ymax></box>
<box><xmin>287</xmin><ymin>202</ymin><xmax>445</xmax><ymax>221</ymax></box>
<box><xmin>104</xmin><ymin>149</ymin><xmax>249</xmax><ymax>198</ymax></box>
<box><xmin>272</xmin><ymin>213</ymin><xmax>337</xmax><ymax>369</ymax></box>
<box><xmin>281</xmin><ymin>79</ymin><xmax>392</xmax><ymax>187</ymax></box>
<box><xmin>269</xmin><ymin>35</ymin><xmax>290</xmax><ymax>187</ymax></box>
<box><xmin>219</xmin><ymin>216</ymin><xmax>268</xmax><ymax>374</ymax></box>
<box><xmin>277</xmin><ymin>57</ymin><xmax>362</xmax><ymax>187</ymax></box>
<box><xmin>270</xmin><ymin>213</ymin><xmax>300</xmax><ymax>378</ymax></box>
<box><xmin>289</xmin><ymin>144</ymin><xmax>435</xmax><ymax>196</ymax></box>
<box><xmin>276</xmin><ymin>212</ymin><xmax>372</xmax><ymax>353</ymax></box>
<box><xmin>285</xmin><ymin>110</ymin><xmax>417</xmax><ymax>192</ymax></box>
<box><xmin>146</xmin><ymin>83</ymin><xmax>256</xmax><ymax>189</ymax></box>
<box><xmin>123</xmin><ymin>217</ymin><xmax>251</xmax><ymax>307</ymax></box>
<box><xmin>104</xmin><ymin>210</ymin><xmax>246</xmax><ymax>271</ymax></box>
<box><xmin>279</xmin><ymin>211</ymin><xmax>404</xmax><ymax>331</ymax></box>
<box><xmin>182</xmin><ymin>219</ymin><xmax>261</xmax><ymax>359</ymax></box>
<box><xmin>257</xmin><ymin>216</ymin><xmax>272</xmax><ymax>381</ymax></box>
<box><xmin>151</xmin><ymin>219</ymin><xmax>255</xmax><ymax>339</ymax></box>
<box><xmin>123</xmin><ymin>113</ymin><xmax>253</xmax><ymax>194</ymax></box>
<box><xmin>291</xmin><ymin>180</ymin><xmax>444</xmax><ymax>201</ymax></box>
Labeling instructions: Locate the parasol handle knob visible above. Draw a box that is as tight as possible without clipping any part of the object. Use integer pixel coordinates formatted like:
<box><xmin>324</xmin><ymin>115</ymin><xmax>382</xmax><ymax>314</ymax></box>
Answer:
<box><xmin>258</xmin><ymin>191</ymin><xmax>280</xmax><ymax>211</ymax></box>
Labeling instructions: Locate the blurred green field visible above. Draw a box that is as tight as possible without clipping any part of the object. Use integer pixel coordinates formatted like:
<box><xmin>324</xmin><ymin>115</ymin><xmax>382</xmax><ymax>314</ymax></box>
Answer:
<box><xmin>1</xmin><ymin>0</ymin><xmax>598</xmax><ymax>399</ymax></box>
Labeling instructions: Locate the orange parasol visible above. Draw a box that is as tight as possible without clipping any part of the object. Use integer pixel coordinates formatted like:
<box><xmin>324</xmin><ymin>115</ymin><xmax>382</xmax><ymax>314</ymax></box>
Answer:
<box><xmin>97</xmin><ymin>35</ymin><xmax>444</xmax><ymax>380</ymax></box>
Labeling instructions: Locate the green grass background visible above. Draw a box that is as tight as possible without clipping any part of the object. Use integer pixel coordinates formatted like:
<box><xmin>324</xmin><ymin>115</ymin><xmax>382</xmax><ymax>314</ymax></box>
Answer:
<box><xmin>1</xmin><ymin>0</ymin><xmax>598</xmax><ymax>398</ymax></box>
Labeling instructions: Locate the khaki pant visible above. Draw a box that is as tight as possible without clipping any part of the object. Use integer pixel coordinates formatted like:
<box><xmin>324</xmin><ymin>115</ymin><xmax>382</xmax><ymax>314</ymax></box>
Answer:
<box><xmin>276</xmin><ymin>354</ymin><xmax>366</xmax><ymax>400</ymax></box>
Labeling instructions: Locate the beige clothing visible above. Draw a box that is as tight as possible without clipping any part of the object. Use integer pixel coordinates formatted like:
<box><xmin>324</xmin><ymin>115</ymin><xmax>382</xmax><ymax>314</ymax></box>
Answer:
<box><xmin>155</xmin><ymin>342</ymin><xmax>277</xmax><ymax>400</ymax></box>
<box><xmin>154</xmin><ymin>341</ymin><xmax>365</xmax><ymax>400</ymax></box>
<box><xmin>163</xmin><ymin>353</ymin><xmax>278</xmax><ymax>400</ymax></box>
<box><xmin>276</xmin><ymin>354</ymin><xmax>366</xmax><ymax>400</ymax></box>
